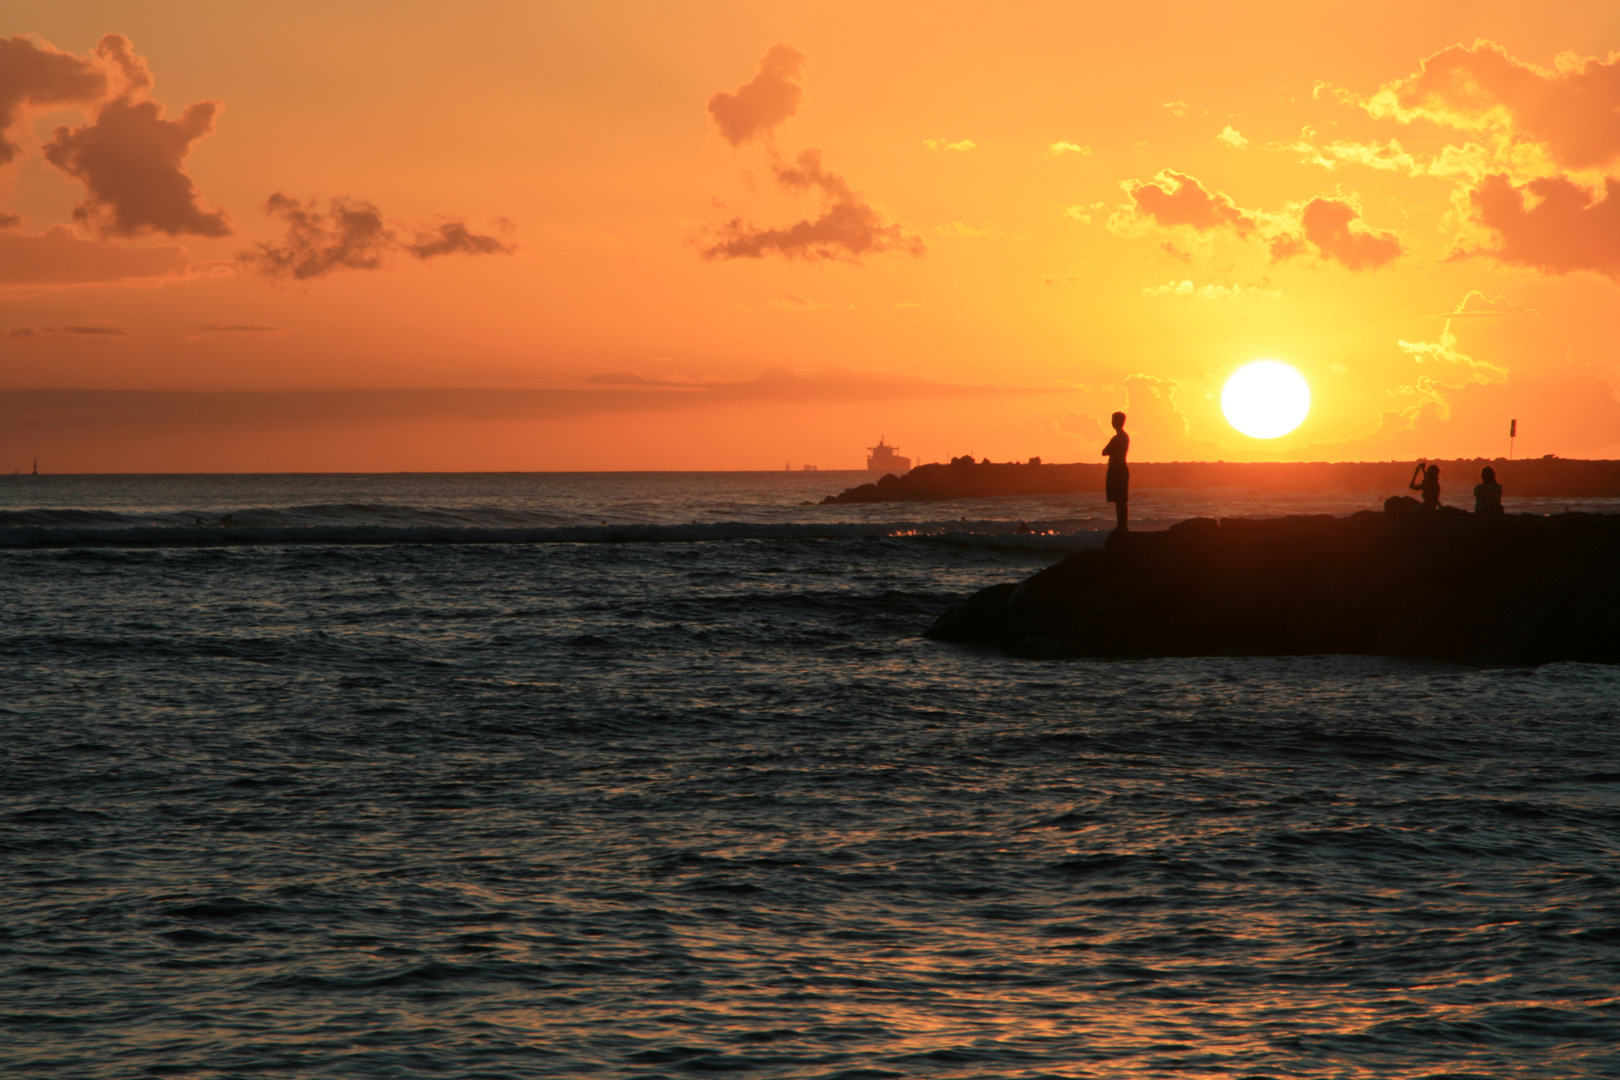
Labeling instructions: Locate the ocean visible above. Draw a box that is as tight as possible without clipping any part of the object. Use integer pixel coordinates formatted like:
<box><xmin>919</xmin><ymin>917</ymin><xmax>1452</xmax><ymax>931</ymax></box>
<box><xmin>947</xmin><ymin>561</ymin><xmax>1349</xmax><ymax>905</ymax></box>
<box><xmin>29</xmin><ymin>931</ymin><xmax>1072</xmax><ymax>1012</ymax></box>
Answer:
<box><xmin>4</xmin><ymin>472</ymin><xmax>1618</xmax><ymax>1078</ymax></box>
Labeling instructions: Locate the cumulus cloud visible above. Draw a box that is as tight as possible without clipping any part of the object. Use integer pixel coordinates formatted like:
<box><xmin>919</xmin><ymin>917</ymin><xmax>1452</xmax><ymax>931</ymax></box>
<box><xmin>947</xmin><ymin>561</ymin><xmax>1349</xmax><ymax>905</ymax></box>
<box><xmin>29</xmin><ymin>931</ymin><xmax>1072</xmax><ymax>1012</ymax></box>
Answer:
<box><xmin>1123</xmin><ymin>169</ymin><xmax>1256</xmax><ymax>233</ymax></box>
<box><xmin>922</xmin><ymin>138</ymin><xmax>976</xmax><ymax>151</ymax></box>
<box><xmin>708</xmin><ymin>43</ymin><xmax>805</xmax><ymax>146</ymax></box>
<box><xmin>702</xmin><ymin>149</ymin><xmax>924</xmax><ymax>263</ymax></box>
<box><xmin>41</xmin><ymin>35</ymin><xmax>229</xmax><ymax>238</ymax></box>
<box><xmin>242</xmin><ymin>194</ymin><xmax>513</xmax><ymax>280</ymax></box>
<box><xmin>1217</xmin><ymin>125</ymin><xmax>1247</xmax><ymax>148</ymax></box>
<box><xmin>1269</xmin><ymin>197</ymin><xmax>1402</xmax><ymax>270</ymax></box>
<box><xmin>1048</xmin><ymin>142</ymin><xmax>1091</xmax><ymax>156</ymax></box>
<box><xmin>0</xmin><ymin>224</ymin><xmax>190</xmax><ymax>287</ymax></box>
<box><xmin>1369</xmin><ymin>40</ymin><xmax>1620</xmax><ymax>170</ymax></box>
<box><xmin>1465</xmin><ymin>172</ymin><xmax>1620</xmax><ymax>279</ymax></box>
<box><xmin>0</xmin><ymin>35</ymin><xmax>107</xmax><ymax>166</ymax></box>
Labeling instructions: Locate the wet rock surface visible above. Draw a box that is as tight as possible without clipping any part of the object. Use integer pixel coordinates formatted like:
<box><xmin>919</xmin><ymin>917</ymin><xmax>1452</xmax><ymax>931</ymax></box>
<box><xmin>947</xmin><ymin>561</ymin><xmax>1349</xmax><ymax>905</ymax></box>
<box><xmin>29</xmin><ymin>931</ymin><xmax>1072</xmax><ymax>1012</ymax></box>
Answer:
<box><xmin>925</xmin><ymin>511</ymin><xmax>1620</xmax><ymax>663</ymax></box>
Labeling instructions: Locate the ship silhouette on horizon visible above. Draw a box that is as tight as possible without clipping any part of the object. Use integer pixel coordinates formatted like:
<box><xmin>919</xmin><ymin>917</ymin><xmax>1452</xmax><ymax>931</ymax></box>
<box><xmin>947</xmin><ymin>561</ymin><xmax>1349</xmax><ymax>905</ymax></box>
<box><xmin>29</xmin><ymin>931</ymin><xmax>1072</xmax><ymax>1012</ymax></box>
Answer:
<box><xmin>866</xmin><ymin>436</ymin><xmax>912</xmax><ymax>475</ymax></box>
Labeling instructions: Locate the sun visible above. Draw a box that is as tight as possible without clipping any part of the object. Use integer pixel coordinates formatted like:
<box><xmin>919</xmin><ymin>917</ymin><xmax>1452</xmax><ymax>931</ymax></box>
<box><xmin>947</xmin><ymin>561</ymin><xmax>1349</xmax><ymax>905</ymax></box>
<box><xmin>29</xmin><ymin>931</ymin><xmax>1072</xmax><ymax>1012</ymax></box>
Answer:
<box><xmin>1221</xmin><ymin>360</ymin><xmax>1311</xmax><ymax>439</ymax></box>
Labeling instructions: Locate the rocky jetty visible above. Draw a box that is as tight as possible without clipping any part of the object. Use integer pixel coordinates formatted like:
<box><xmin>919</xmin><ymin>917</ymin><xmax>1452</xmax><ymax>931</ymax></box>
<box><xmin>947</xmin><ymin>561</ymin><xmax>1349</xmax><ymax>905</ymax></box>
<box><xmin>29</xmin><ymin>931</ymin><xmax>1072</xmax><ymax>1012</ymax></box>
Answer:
<box><xmin>823</xmin><ymin>457</ymin><xmax>1620</xmax><ymax>504</ymax></box>
<box><xmin>924</xmin><ymin>510</ymin><xmax>1620</xmax><ymax>663</ymax></box>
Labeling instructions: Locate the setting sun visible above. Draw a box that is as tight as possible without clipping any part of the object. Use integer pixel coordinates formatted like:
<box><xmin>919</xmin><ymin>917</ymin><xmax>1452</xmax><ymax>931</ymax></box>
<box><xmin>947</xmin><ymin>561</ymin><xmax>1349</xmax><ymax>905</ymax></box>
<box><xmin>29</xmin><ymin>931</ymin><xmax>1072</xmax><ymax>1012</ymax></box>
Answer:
<box><xmin>1221</xmin><ymin>361</ymin><xmax>1311</xmax><ymax>440</ymax></box>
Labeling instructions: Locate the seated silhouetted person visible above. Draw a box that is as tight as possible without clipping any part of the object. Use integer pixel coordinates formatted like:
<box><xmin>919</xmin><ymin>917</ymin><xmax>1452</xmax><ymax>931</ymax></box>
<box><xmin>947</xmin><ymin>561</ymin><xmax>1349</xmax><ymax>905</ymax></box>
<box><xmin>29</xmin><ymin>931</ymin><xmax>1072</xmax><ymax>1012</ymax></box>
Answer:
<box><xmin>1474</xmin><ymin>466</ymin><xmax>1504</xmax><ymax>515</ymax></box>
<box><xmin>1408</xmin><ymin>462</ymin><xmax>1441</xmax><ymax>510</ymax></box>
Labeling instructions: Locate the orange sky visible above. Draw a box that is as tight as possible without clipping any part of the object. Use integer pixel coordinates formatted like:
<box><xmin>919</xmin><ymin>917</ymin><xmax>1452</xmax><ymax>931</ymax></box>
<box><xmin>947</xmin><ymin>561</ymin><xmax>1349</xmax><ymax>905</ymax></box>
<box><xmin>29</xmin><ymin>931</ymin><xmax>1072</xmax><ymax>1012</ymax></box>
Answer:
<box><xmin>2</xmin><ymin>1</ymin><xmax>1618</xmax><ymax>471</ymax></box>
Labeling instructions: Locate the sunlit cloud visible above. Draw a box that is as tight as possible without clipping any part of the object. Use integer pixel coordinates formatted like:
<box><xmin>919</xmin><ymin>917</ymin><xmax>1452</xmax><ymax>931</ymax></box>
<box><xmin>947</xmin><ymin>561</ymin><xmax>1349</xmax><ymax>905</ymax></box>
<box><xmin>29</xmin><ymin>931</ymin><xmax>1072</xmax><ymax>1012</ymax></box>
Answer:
<box><xmin>1143</xmin><ymin>279</ymin><xmax>1267</xmax><ymax>299</ymax></box>
<box><xmin>1163</xmin><ymin>100</ymin><xmax>1187</xmax><ymax>116</ymax></box>
<box><xmin>1463</xmin><ymin>172</ymin><xmax>1620</xmax><ymax>279</ymax></box>
<box><xmin>922</xmin><ymin>138</ymin><xmax>976</xmax><ymax>151</ymax></box>
<box><xmin>1120</xmin><ymin>169</ymin><xmax>1257</xmax><ymax>234</ymax></box>
<box><xmin>1367</xmin><ymin>40</ymin><xmax>1620</xmax><ymax>171</ymax></box>
<box><xmin>1216</xmin><ymin>125</ymin><xmax>1247</xmax><ymax>148</ymax></box>
<box><xmin>1048</xmin><ymin>141</ymin><xmax>1091</xmax><ymax>156</ymax></box>
<box><xmin>0</xmin><ymin>225</ymin><xmax>191</xmax><ymax>287</ymax></box>
<box><xmin>1270</xmin><ymin>197</ymin><xmax>1402</xmax><ymax>270</ymax></box>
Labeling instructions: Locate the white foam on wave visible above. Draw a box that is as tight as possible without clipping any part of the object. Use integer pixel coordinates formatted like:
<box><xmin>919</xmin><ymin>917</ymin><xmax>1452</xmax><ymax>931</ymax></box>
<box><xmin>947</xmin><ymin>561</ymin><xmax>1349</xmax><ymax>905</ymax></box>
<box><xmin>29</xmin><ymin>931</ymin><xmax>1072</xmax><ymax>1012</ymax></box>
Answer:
<box><xmin>0</xmin><ymin>521</ymin><xmax>1112</xmax><ymax>551</ymax></box>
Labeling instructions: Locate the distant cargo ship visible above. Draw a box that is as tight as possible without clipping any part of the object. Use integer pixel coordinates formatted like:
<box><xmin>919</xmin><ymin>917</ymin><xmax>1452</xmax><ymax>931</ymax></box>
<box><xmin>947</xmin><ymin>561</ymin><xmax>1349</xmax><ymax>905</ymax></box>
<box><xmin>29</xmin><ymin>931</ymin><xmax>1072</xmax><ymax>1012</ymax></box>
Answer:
<box><xmin>866</xmin><ymin>436</ymin><xmax>912</xmax><ymax>475</ymax></box>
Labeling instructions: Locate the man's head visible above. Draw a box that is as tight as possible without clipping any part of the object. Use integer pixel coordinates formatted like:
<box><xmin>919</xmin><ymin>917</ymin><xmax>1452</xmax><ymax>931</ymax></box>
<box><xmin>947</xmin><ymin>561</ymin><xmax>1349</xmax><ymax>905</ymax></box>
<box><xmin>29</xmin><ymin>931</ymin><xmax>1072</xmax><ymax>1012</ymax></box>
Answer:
<box><xmin>1482</xmin><ymin>466</ymin><xmax>1496</xmax><ymax>483</ymax></box>
<box><xmin>1111</xmin><ymin>411</ymin><xmax>1126</xmax><ymax>431</ymax></box>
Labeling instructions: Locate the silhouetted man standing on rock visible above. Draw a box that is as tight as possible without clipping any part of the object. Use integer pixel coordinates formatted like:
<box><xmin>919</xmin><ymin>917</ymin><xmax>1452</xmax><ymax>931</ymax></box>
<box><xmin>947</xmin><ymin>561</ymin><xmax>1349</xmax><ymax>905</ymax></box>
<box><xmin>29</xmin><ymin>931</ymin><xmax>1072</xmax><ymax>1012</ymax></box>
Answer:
<box><xmin>1102</xmin><ymin>411</ymin><xmax>1130</xmax><ymax>532</ymax></box>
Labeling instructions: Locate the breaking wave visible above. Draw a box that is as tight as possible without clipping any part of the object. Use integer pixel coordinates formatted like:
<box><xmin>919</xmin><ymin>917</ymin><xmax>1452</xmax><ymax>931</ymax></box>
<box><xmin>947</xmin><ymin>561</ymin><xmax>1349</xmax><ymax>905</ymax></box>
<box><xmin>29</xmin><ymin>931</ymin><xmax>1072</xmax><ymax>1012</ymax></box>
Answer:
<box><xmin>0</xmin><ymin>516</ymin><xmax>1110</xmax><ymax>552</ymax></box>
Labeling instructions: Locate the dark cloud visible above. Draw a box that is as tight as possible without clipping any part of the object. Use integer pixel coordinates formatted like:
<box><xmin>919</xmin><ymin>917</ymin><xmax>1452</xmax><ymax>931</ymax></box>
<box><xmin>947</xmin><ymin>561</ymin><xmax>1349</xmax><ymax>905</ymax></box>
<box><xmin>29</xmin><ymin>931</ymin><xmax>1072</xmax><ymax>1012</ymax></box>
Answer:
<box><xmin>243</xmin><ymin>194</ymin><xmax>513</xmax><ymax>280</ymax></box>
<box><xmin>243</xmin><ymin>194</ymin><xmax>394</xmax><ymax>279</ymax></box>
<box><xmin>708</xmin><ymin>44</ymin><xmax>805</xmax><ymax>146</ymax></box>
<box><xmin>0</xmin><ymin>224</ymin><xmax>190</xmax><ymax>286</ymax></box>
<box><xmin>6</xmin><ymin>323</ymin><xmax>126</xmax><ymax>340</ymax></box>
<box><xmin>1125</xmin><ymin>169</ymin><xmax>1256</xmax><ymax>233</ymax></box>
<box><xmin>198</xmin><ymin>324</ymin><xmax>284</xmax><ymax>334</ymax></box>
<box><xmin>42</xmin><ymin>35</ymin><xmax>229</xmax><ymax>238</ymax></box>
<box><xmin>1270</xmin><ymin>197</ymin><xmax>1402</xmax><ymax>270</ymax></box>
<box><xmin>404</xmin><ymin>219</ymin><xmax>513</xmax><ymax>259</ymax></box>
<box><xmin>0</xmin><ymin>213</ymin><xmax>18</xmax><ymax>229</ymax></box>
<box><xmin>1467</xmin><ymin>172</ymin><xmax>1620</xmax><ymax>279</ymax></box>
<box><xmin>0</xmin><ymin>35</ymin><xmax>107</xmax><ymax>166</ymax></box>
<box><xmin>1376</xmin><ymin>41</ymin><xmax>1620</xmax><ymax>170</ymax></box>
<box><xmin>703</xmin><ymin>149</ymin><xmax>924</xmax><ymax>262</ymax></box>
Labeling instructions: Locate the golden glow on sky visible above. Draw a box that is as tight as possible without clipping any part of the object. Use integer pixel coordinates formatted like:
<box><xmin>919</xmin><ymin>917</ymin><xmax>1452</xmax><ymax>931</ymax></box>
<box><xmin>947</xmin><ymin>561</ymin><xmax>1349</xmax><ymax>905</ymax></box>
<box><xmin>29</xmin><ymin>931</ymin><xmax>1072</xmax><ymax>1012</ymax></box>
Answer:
<box><xmin>1222</xmin><ymin>361</ymin><xmax>1311</xmax><ymax>440</ymax></box>
<box><xmin>1</xmin><ymin>2</ymin><xmax>1619</xmax><ymax>471</ymax></box>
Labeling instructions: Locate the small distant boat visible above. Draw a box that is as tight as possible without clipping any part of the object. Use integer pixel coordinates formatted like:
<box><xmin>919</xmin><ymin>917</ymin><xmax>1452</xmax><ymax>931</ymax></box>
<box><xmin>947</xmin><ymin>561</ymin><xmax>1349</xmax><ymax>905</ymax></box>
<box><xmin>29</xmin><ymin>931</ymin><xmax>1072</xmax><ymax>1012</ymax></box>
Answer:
<box><xmin>866</xmin><ymin>436</ymin><xmax>912</xmax><ymax>474</ymax></box>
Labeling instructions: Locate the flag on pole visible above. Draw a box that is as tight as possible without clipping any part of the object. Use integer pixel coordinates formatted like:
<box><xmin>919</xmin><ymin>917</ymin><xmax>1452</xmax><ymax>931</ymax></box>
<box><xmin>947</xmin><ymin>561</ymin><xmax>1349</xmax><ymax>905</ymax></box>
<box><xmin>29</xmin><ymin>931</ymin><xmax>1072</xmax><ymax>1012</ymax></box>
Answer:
<box><xmin>1510</xmin><ymin>419</ymin><xmax>1517</xmax><ymax>438</ymax></box>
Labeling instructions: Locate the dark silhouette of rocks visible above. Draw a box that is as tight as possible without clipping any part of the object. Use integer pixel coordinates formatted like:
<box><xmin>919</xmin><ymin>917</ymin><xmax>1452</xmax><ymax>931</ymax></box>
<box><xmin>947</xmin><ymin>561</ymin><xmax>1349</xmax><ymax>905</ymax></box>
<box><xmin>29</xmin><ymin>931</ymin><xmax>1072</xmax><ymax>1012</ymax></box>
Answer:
<box><xmin>925</xmin><ymin>511</ymin><xmax>1620</xmax><ymax>663</ymax></box>
<box><xmin>822</xmin><ymin>457</ymin><xmax>1620</xmax><ymax>504</ymax></box>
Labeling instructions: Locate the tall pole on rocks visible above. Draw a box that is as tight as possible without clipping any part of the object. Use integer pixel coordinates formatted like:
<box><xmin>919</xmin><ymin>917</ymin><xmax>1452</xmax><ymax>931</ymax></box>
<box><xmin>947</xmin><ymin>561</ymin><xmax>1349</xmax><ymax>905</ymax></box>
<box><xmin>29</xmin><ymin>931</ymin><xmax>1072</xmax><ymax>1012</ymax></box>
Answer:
<box><xmin>1509</xmin><ymin>419</ymin><xmax>1516</xmax><ymax>460</ymax></box>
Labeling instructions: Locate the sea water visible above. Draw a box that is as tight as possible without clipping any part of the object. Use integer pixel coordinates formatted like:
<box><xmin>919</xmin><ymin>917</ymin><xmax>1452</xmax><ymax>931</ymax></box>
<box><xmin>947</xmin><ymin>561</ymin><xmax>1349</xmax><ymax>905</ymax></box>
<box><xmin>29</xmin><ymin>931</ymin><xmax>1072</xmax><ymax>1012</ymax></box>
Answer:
<box><xmin>3</xmin><ymin>472</ymin><xmax>1618</xmax><ymax>1078</ymax></box>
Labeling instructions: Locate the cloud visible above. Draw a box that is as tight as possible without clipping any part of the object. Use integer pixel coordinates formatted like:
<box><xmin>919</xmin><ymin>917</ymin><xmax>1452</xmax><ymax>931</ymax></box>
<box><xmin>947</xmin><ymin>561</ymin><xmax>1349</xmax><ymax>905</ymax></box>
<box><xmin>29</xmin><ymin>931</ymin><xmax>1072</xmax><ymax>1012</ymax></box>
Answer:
<box><xmin>702</xmin><ymin>149</ymin><xmax>924</xmax><ymax>262</ymax></box>
<box><xmin>0</xmin><ymin>35</ymin><xmax>107</xmax><ymax>166</ymax></box>
<box><xmin>42</xmin><ymin>36</ymin><xmax>229</xmax><ymax>238</ymax></box>
<box><xmin>1143</xmin><ymin>279</ymin><xmax>1262</xmax><ymax>299</ymax></box>
<box><xmin>403</xmin><ymin>219</ymin><xmax>514</xmax><ymax>259</ymax></box>
<box><xmin>1435</xmin><ymin>290</ymin><xmax>1524</xmax><ymax>318</ymax></box>
<box><xmin>1269</xmin><ymin>197</ymin><xmax>1402</xmax><ymax>270</ymax></box>
<box><xmin>1120</xmin><ymin>373</ymin><xmax>1220</xmax><ymax>458</ymax></box>
<box><xmin>1465</xmin><ymin>172</ymin><xmax>1620</xmax><ymax>279</ymax></box>
<box><xmin>6</xmin><ymin>323</ymin><xmax>127</xmax><ymax>341</ymax></box>
<box><xmin>242</xmin><ymin>194</ymin><xmax>513</xmax><ymax>280</ymax></box>
<box><xmin>1368</xmin><ymin>41</ymin><xmax>1620</xmax><ymax>170</ymax></box>
<box><xmin>768</xmin><ymin>291</ymin><xmax>824</xmax><ymax>310</ymax></box>
<box><xmin>0</xmin><ymin>224</ymin><xmax>191</xmax><ymax>287</ymax></box>
<box><xmin>1217</xmin><ymin>126</ymin><xmax>1247</xmax><ymax>148</ymax></box>
<box><xmin>1048</xmin><ymin>142</ymin><xmax>1091</xmax><ymax>156</ymax></box>
<box><xmin>1123</xmin><ymin>169</ymin><xmax>1256</xmax><ymax>233</ymax></box>
<box><xmin>1163</xmin><ymin>100</ymin><xmax>1187</xmax><ymax>117</ymax></box>
<box><xmin>0</xmin><ymin>212</ymin><xmax>19</xmax><ymax>228</ymax></box>
<box><xmin>708</xmin><ymin>43</ymin><xmax>805</xmax><ymax>146</ymax></box>
<box><xmin>922</xmin><ymin>138</ymin><xmax>976</xmax><ymax>151</ymax></box>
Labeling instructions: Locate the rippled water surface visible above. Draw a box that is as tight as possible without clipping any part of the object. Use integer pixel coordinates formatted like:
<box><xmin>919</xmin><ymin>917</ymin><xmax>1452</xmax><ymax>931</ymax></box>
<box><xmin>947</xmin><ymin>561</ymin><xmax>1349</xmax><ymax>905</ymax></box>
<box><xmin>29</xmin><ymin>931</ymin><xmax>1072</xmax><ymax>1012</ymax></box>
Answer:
<box><xmin>3</xmin><ymin>475</ymin><xmax>1618</xmax><ymax>1077</ymax></box>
